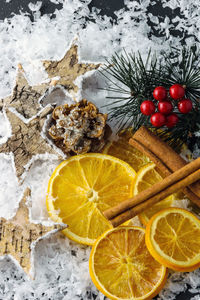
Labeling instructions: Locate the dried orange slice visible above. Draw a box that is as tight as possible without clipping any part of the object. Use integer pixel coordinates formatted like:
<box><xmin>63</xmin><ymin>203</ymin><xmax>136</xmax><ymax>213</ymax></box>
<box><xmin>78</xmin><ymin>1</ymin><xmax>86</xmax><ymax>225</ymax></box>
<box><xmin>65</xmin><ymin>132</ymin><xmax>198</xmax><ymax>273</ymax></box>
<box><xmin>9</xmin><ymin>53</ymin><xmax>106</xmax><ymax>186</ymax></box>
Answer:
<box><xmin>103</xmin><ymin>129</ymin><xmax>150</xmax><ymax>172</ymax></box>
<box><xmin>133</xmin><ymin>163</ymin><xmax>174</xmax><ymax>226</ymax></box>
<box><xmin>89</xmin><ymin>226</ymin><xmax>167</xmax><ymax>300</ymax></box>
<box><xmin>145</xmin><ymin>207</ymin><xmax>200</xmax><ymax>272</ymax></box>
<box><xmin>46</xmin><ymin>153</ymin><xmax>136</xmax><ymax>245</ymax></box>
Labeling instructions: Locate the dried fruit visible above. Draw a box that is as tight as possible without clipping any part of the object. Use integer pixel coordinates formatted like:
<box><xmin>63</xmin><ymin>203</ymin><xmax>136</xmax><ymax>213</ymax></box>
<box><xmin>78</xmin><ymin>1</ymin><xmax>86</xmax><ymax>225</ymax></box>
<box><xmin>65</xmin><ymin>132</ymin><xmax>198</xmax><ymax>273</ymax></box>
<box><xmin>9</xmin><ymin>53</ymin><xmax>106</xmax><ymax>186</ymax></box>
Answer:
<box><xmin>46</xmin><ymin>153</ymin><xmax>136</xmax><ymax>245</ymax></box>
<box><xmin>48</xmin><ymin>99</ymin><xmax>109</xmax><ymax>155</ymax></box>
<box><xmin>133</xmin><ymin>163</ymin><xmax>174</xmax><ymax>226</ymax></box>
<box><xmin>103</xmin><ymin>128</ymin><xmax>150</xmax><ymax>172</ymax></box>
<box><xmin>145</xmin><ymin>208</ymin><xmax>200</xmax><ymax>271</ymax></box>
<box><xmin>89</xmin><ymin>227</ymin><xmax>167</xmax><ymax>300</ymax></box>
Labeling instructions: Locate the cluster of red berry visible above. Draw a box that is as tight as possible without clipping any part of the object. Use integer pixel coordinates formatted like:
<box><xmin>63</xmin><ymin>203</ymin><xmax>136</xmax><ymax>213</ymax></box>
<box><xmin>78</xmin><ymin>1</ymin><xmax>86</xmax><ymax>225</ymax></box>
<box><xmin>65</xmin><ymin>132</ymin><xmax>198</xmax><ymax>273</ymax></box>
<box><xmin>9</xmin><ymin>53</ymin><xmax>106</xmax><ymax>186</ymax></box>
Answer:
<box><xmin>140</xmin><ymin>84</ymin><xmax>193</xmax><ymax>128</ymax></box>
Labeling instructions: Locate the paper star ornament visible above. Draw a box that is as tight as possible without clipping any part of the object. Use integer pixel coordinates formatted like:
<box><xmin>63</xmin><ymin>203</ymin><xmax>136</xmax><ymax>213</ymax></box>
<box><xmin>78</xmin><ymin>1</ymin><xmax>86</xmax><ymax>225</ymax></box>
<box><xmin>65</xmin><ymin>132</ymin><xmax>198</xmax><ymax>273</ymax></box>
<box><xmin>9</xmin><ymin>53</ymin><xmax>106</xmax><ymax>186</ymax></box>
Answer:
<box><xmin>0</xmin><ymin>107</ymin><xmax>62</xmax><ymax>180</ymax></box>
<box><xmin>43</xmin><ymin>42</ymin><xmax>100</xmax><ymax>94</ymax></box>
<box><xmin>0</xmin><ymin>188</ymin><xmax>65</xmax><ymax>277</ymax></box>
<box><xmin>0</xmin><ymin>64</ymin><xmax>50</xmax><ymax>120</ymax></box>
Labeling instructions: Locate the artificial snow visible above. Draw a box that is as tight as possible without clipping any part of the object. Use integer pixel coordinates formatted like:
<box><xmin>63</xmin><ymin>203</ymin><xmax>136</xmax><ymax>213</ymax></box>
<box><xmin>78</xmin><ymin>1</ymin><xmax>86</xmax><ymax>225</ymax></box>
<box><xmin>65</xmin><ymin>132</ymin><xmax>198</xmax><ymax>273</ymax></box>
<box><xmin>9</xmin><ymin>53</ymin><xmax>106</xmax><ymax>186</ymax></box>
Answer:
<box><xmin>0</xmin><ymin>0</ymin><xmax>200</xmax><ymax>299</ymax></box>
<box><xmin>0</xmin><ymin>154</ymin><xmax>24</xmax><ymax>219</ymax></box>
<box><xmin>24</xmin><ymin>155</ymin><xmax>61</xmax><ymax>222</ymax></box>
<box><xmin>0</xmin><ymin>111</ymin><xmax>11</xmax><ymax>144</ymax></box>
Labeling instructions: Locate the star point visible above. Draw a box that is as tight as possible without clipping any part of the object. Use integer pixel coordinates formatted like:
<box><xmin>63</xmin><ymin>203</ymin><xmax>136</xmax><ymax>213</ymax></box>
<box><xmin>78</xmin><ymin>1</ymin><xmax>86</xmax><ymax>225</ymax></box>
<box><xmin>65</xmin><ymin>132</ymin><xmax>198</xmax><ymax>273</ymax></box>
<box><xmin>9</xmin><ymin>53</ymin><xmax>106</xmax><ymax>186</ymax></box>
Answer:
<box><xmin>0</xmin><ymin>65</ymin><xmax>49</xmax><ymax>120</ymax></box>
<box><xmin>0</xmin><ymin>107</ymin><xmax>62</xmax><ymax>180</ymax></box>
<box><xmin>43</xmin><ymin>42</ymin><xmax>100</xmax><ymax>94</ymax></box>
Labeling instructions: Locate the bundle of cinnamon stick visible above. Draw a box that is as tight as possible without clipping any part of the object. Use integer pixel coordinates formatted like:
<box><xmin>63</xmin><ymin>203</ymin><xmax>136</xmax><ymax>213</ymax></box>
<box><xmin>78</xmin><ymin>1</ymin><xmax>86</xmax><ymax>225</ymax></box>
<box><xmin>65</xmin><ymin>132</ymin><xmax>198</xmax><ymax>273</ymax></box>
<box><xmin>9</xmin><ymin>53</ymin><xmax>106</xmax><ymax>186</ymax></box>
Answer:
<box><xmin>129</xmin><ymin>126</ymin><xmax>200</xmax><ymax>205</ymax></box>
<box><xmin>104</xmin><ymin>158</ymin><xmax>200</xmax><ymax>227</ymax></box>
<box><xmin>103</xmin><ymin>126</ymin><xmax>200</xmax><ymax>227</ymax></box>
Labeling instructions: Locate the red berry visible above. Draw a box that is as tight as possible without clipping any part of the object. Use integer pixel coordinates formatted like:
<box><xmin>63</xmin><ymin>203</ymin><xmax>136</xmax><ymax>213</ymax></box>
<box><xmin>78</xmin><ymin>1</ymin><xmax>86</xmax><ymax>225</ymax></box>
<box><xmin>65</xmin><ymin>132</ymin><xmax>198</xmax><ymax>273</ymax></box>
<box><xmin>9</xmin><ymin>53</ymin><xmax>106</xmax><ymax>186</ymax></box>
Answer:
<box><xmin>140</xmin><ymin>100</ymin><xmax>155</xmax><ymax>115</ymax></box>
<box><xmin>166</xmin><ymin>113</ymin><xmax>179</xmax><ymax>128</ymax></box>
<box><xmin>158</xmin><ymin>101</ymin><xmax>173</xmax><ymax>115</ymax></box>
<box><xmin>153</xmin><ymin>86</ymin><xmax>167</xmax><ymax>101</ymax></box>
<box><xmin>150</xmin><ymin>112</ymin><xmax>166</xmax><ymax>127</ymax></box>
<box><xmin>169</xmin><ymin>84</ymin><xmax>185</xmax><ymax>100</ymax></box>
<box><xmin>178</xmin><ymin>99</ymin><xmax>193</xmax><ymax>114</ymax></box>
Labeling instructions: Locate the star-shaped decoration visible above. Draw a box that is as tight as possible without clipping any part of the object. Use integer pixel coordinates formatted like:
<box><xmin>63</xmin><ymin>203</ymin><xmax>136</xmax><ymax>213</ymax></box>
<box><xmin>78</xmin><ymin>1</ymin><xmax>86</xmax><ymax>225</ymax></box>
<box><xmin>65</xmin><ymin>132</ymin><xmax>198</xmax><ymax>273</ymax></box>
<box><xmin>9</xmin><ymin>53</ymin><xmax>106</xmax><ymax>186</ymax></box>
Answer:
<box><xmin>0</xmin><ymin>106</ymin><xmax>62</xmax><ymax>180</ymax></box>
<box><xmin>0</xmin><ymin>64</ymin><xmax>50</xmax><ymax>120</ymax></box>
<box><xmin>0</xmin><ymin>188</ymin><xmax>65</xmax><ymax>277</ymax></box>
<box><xmin>43</xmin><ymin>42</ymin><xmax>100</xmax><ymax>94</ymax></box>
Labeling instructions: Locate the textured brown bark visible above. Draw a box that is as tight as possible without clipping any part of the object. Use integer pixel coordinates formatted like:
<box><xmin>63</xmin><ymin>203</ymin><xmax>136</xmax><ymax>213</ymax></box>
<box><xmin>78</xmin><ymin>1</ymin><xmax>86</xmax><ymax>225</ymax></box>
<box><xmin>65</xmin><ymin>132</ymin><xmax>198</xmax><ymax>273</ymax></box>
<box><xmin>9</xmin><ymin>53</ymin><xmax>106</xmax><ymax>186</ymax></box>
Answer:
<box><xmin>0</xmin><ymin>64</ymin><xmax>49</xmax><ymax>119</ymax></box>
<box><xmin>0</xmin><ymin>41</ymin><xmax>100</xmax><ymax>277</ymax></box>
<box><xmin>0</xmin><ymin>107</ymin><xmax>62</xmax><ymax>180</ymax></box>
<box><xmin>0</xmin><ymin>188</ymin><xmax>65</xmax><ymax>277</ymax></box>
<box><xmin>0</xmin><ymin>43</ymin><xmax>100</xmax><ymax>120</ymax></box>
<box><xmin>43</xmin><ymin>42</ymin><xmax>100</xmax><ymax>93</ymax></box>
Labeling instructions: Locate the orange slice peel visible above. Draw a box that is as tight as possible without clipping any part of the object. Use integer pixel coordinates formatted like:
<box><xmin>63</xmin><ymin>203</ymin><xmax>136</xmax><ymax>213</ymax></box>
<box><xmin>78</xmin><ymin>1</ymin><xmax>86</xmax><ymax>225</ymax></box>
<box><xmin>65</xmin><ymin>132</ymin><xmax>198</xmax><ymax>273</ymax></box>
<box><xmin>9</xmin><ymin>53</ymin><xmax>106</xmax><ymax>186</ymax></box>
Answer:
<box><xmin>46</xmin><ymin>153</ymin><xmax>136</xmax><ymax>245</ymax></box>
<box><xmin>145</xmin><ymin>207</ymin><xmax>200</xmax><ymax>272</ymax></box>
<box><xmin>89</xmin><ymin>226</ymin><xmax>167</xmax><ymax>300</ymax></box>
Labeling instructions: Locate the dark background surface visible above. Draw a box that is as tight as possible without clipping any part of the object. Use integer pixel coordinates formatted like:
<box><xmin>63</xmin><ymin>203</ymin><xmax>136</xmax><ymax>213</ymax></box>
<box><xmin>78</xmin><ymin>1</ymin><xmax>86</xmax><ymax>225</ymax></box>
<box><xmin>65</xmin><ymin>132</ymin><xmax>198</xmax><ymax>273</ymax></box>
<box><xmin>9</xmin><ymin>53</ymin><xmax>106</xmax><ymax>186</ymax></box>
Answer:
<box><xmin>0</xmin><ymin>1</ymin><xmax>199</xmax><ymax>299</ymax></box>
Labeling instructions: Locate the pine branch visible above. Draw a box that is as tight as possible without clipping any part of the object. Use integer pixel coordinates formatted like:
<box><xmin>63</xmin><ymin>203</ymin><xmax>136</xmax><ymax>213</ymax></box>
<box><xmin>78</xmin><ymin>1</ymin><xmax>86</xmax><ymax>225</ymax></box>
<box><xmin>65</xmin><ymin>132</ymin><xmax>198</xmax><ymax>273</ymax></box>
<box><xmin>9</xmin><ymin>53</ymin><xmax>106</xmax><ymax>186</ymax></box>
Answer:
<box><xmin>100</xmin><ymin>50</ymin><xmax>164</xmax><ymax>130</ymax></box>
<box><xmin>101</xmin><ymin>47</ymin><xmax>200</xmax><ymax>151</ymax></box>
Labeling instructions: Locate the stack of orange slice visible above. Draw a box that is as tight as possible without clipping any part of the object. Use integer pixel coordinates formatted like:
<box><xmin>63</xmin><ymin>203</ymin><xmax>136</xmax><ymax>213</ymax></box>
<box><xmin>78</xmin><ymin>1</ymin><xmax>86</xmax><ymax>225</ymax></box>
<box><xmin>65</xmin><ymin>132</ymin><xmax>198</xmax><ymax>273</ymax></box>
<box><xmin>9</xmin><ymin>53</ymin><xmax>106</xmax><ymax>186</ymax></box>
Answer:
<box><xmin>104</xmin><ymin>132</ymin><xmax>176</xmax><ymax>225</ymax></box>
<box><xmin>46</xmin><ymin>131</ymin><xmax>200</xmax><ymax>300</ymax></box>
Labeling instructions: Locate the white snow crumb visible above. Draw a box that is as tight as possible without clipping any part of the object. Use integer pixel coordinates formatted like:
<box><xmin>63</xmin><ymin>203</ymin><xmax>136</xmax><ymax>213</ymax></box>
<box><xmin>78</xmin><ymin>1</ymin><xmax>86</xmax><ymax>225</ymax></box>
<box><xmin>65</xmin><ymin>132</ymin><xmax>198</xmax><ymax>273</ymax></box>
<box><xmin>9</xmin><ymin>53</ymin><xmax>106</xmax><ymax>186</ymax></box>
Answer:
<box><xmin>23</xmin><ymin>156</ymin><xmax>61</xmax><ymax>221</ymax></box>
<box><xmin>0</xmin><ymin>111</ymin><xmax>11</xmax><ymax>144</ymax></box>
<box><xmin>0</xmin><ymin>0</ymin><xmax>200</xmax><ymax>299</ymax></box>
<box><xmin>49</xmin><ymin>0</ymin><xmax>64</xmax><ymax>4</ymax></box>
<box><xmin>0</xmin><ymin>154</ymin><xmax>24</xmax><ymax>219</ymax></box>
<box><xmin>40</xmin><ymin>86</ymin><xmax>75</xmax><ymax>107</ymax></box>
<box><xmin>22</xmin><ymin>60</ymin><xmax>49</xmax><ymax>86</ymax></box>
<box><xmin>28</xmin><ymin>2</ymin><xmax>42</xmax><ymax>12</ymax></box>
<box><xmin>191</xmin><ymin>296</ymin><xmax>200</xmax><ymax>300</ymax></box>
<box><xmin>81</xmin><ymin>71</ymin><xmax>125</xmax><ymax>134</ymax></box>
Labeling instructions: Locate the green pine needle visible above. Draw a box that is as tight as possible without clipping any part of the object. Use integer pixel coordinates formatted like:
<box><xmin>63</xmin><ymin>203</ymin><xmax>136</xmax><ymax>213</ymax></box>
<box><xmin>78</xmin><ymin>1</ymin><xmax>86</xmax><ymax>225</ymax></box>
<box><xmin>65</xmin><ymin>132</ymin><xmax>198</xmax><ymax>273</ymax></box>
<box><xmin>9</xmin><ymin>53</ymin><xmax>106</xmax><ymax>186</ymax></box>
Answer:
<box><xmin>101</xmin><ymin>47</ymin><xmax>200</xmax><ymax>151</ymax></box>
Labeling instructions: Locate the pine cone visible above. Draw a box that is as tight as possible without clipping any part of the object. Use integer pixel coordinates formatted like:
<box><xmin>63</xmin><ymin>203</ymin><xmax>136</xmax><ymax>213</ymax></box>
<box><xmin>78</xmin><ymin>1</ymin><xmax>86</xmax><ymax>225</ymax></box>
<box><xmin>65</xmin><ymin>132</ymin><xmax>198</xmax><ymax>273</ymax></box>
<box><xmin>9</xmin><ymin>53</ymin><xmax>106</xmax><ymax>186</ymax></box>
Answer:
<box><xmin>48</xmin><ymin>99</ymin><xmax>110</xmax><ymax>155</ymax></box>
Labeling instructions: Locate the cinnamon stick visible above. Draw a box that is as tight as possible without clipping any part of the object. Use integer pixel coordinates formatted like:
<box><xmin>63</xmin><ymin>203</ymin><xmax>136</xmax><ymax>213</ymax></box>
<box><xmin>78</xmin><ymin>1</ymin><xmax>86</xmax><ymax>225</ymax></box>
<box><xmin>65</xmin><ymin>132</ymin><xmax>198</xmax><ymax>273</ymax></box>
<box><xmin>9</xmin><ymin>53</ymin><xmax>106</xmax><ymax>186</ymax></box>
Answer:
<box><xmin>104</xmin><ymin>157</ymin><xmax>200</xmax><ymax>220</ymax></box>
<box><xmin>110</xmin><ymin>169</ymin><xmax>200</xmax><ymax>227</ymax></box>
<box><xmin>104</xmin><ymin>157</ymin><xmax>200</xmax><ymax>221</ymax></box>
<box><xmin>129</xmin><ymin>126</ymin><xmax>200</xmax><ymax>206</ymax></box>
